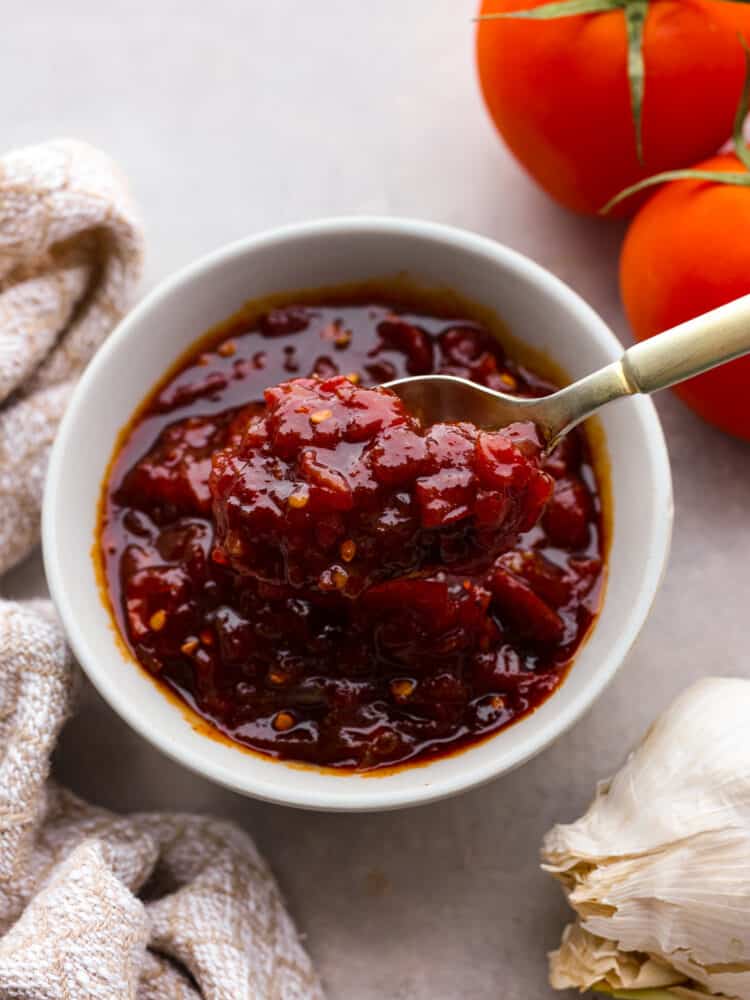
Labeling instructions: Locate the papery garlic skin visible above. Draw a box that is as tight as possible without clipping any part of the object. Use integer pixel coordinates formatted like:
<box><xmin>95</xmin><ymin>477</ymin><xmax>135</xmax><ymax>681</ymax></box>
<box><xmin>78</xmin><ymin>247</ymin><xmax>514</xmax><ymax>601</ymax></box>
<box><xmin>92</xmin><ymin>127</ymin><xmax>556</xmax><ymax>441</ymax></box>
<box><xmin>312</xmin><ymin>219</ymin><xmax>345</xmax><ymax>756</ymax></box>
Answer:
<box><xmin>543</xmin><ymin>677</ymin><xmax>750</xmax><ymax>999</ymax></box>
<box><xmin>549</xmin><ymin>923</ymin><xmax>685</xmax><ymax>993</ymax></box>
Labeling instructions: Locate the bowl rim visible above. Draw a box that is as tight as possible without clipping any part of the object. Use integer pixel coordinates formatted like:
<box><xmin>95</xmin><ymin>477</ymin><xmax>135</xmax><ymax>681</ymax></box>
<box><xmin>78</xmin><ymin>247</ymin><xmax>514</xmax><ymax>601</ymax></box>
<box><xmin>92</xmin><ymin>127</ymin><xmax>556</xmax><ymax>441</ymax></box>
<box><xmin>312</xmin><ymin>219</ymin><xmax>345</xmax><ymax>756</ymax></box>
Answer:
<box><xmin>42</xmin><ymin>216</ymin><xmax>673</xmax><ymax>811</ymax></box>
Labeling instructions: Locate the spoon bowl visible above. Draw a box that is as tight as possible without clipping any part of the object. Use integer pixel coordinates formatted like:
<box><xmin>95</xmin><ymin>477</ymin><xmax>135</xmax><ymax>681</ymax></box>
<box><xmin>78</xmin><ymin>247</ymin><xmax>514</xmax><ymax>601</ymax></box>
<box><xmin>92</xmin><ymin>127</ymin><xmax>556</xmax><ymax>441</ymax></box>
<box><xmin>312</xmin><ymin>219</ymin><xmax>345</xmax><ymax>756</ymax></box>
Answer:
<box><xmin>384</xmin><ymin>373</ymin><xmax>543</xmax><ymax>430</ymax></box>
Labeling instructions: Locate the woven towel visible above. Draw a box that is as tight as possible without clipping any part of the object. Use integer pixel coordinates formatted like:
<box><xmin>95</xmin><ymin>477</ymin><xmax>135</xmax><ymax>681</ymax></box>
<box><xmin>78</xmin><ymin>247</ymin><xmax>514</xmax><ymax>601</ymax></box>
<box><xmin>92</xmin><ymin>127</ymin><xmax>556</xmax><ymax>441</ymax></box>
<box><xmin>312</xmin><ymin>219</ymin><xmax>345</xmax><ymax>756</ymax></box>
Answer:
<box><xmin>0</xmin><ymin>600</ymin><xmax>323</xmax><ymax>1000</ymax></box>
<box><xmin>0</xmin><ymin>141</ymin><xmax>324</xmax><ymax>999</ymax></box>
<box><xmin>0</xmin><ymin>138</ymin><xmax>144</xmax><ymax>575</ymax></box>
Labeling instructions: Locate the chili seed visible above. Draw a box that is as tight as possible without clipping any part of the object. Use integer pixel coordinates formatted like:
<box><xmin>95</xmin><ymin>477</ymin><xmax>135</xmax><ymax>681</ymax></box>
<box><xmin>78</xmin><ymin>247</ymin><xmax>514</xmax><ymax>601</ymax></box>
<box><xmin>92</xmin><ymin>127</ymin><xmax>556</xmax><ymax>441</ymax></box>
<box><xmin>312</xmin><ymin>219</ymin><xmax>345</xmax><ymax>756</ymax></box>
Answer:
<box><xmin>332</xmin><ymin>568</ymin><xmax>348</xmax><ymax>590</ymax></box>
<box><xmin>390</xmin><ymin>678</ymin><xmax>416</xmax><ymax>702</ymax></box>
<box><xmin>499</xmin><ymin>372</ymin><xmax>517</xmax><ymax>390</ymax></box>
<box><xmin>490</xmin><ymin>695</ymin><xmax>506</xmax><ymax>710</ymax></box>
<box><xmin>334</xmin><ymin>329</ymin><xmax>352</xmax><ymax>348</ymax></box>
<box><xmin>373</xmin><ymin>730</ymin><xmax>399</xmax><ymax>755</ymax></box>
<box><xmin>217</xmin><ymin>340</ymin><xmax>237</xmax><ymax>357</ymax></box>
<box><xmin>181</xmin><ymin>637</ymin><xmax>200</xmax><ymax>656</ymax></box>
<box><xmin>340</xmin><ymin>539</ymin><xmax>356</xmax><ymax>562</ymax></box>
<box><xmin>345</xmin><ymin>372</ymin><xmax>360</xmax><ymax>384</ymax></box>
<box><xmin>200</xmin><ymin>629</ymin><xmax>214</xmax><ymax>646</ymax></box>
<box><xmin>310</xmin><ymin>408</ymin><xmax>333</xmax><ymax>424</ymax></box>
<box><xmin>288</xmin><ymin>490</ymin><xmax>309</xmax><ymax>509</ymax></box>
<box><xmin>273</xmin><ymin>711</ymin><xmax>295</xmax><ymax>732</ymax></box>
<box><xmin>268</xmin><ymin>668</ymin><xmax>289</xmax><ymax>687</ymax></box>
<box><xmin>149</xmin><ymin>610</ymin><xmax>166</xmax><ymax>632</ymax></box>
<box><xmin>224</xmin><ymin>531</ymin><xmax>244</xmax><ymax>557</ymax></box>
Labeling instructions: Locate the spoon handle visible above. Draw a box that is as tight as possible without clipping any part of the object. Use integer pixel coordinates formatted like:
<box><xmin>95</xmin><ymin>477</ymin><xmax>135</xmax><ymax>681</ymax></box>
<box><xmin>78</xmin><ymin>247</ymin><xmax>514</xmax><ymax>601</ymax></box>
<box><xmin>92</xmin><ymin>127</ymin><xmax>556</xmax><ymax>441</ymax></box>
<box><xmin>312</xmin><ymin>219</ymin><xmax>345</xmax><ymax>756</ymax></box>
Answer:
<box><xmin>538</xmin><ymin>293</ymin><xmax>750</xmax><ymax>444</ymax></box>
<box><xmin>622</xmin><ymin>293</ymin><xmax>750</xmax><ymax>394</ymax></box>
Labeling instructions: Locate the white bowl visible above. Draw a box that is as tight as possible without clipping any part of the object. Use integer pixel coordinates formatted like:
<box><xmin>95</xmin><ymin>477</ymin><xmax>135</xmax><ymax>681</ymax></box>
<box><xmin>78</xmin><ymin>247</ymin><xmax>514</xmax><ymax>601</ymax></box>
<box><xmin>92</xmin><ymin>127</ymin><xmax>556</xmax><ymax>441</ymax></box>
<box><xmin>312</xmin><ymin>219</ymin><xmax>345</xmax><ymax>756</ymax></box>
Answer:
<box><xmin>43</xmin><ymin>217</ymin><xmax>672</xmax><ymax>811</ymax></box>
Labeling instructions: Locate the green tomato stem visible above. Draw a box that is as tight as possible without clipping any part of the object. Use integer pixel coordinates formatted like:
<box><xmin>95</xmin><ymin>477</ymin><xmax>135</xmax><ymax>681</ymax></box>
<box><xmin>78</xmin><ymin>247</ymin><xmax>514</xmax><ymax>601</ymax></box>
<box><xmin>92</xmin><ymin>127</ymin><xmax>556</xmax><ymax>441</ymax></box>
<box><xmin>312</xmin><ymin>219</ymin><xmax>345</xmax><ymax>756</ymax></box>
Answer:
<box><xmin>624</xmin><ymin>0</ymin><xmax>648</xmax><ymax>164</ymax></box>
<box><xmin>600</xmin><ymin>33</ymin><xmax>750</xmax><ymax>212</ymax></box>
<box><xmin>600</xmin><ymin>169</ymin><xmax>750</xmax><ymax>214</ymax></box>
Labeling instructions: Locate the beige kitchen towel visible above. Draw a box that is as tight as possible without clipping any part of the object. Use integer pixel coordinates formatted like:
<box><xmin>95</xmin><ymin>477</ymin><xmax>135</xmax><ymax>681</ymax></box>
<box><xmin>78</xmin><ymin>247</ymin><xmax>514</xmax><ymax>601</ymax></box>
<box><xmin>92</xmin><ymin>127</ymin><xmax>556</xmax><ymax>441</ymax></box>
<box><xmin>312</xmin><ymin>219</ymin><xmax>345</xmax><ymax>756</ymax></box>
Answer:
<box><xmin>0</xmin><ymin>138</ymin><xmax>144</xmax><ymax>575</ymax></box>
<box><xmin>0</xmin><ymin>141</ymin><xmax>324</xmax><ymax>998</ymax></box>
<box><xmin>0</xmin><ymin>599</ymin><xmax>324</xmax><ymax>1000</ymax></box>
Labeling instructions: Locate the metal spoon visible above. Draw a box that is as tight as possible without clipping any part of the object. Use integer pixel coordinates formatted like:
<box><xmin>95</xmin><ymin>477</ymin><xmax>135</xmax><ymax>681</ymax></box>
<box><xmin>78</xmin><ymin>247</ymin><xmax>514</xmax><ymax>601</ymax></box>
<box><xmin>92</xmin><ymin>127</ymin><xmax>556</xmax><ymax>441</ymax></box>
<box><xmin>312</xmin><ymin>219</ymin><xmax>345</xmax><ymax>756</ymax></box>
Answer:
<box><xmin>385</xmin><ymin>294</ymin><xmax>750</xmax><ymax>449</ymax></box>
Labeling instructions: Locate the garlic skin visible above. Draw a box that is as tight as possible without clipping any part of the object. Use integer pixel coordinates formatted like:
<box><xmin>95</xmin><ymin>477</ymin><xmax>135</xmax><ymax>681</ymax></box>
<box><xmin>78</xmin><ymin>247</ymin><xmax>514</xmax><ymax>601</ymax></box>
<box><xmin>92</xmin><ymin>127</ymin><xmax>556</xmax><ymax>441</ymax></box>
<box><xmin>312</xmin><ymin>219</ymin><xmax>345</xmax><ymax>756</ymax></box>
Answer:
<box><xmin>543</xmin><ymin>677</ymin><xmax>750</xmax><ymax>999</ymax></box>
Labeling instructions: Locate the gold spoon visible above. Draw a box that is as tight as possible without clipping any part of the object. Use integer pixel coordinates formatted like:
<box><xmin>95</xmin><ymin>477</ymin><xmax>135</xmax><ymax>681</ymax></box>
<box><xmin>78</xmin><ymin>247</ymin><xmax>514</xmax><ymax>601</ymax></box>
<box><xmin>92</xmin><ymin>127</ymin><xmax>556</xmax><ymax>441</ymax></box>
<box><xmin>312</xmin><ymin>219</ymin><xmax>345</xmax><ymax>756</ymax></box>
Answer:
<box><xmin>385</xmin><ymin>294</ymin><xmax>750</xmax><ymax>449</ymax></box>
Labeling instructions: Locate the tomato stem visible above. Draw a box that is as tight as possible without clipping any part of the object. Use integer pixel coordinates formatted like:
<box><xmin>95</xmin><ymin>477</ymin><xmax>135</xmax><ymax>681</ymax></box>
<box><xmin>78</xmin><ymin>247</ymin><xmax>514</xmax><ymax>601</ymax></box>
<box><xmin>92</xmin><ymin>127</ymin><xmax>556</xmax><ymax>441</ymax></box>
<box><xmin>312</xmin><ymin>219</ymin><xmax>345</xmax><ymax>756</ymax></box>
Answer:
<box><xmin>600</xmin><ymin>36</ymin><xmax>750</xmax><ymax>213</ymax></box>
<box><xmin>478</xmin><ymin>0</ymin><xmax>650</xmax><ymax>161</ymax></box>
<box><xmin>624</xmin><ymin>0</ymin><xmax>647</xmax><ymax>164</ymax></box>
<box><xmin>477</xmin><ymin>0</ymin><xmax>623</xmax><ymax>17</ymax></box>
<box><xmin>733</xmin><ymin>37</ymin><xmax>750</xmax><ymax>171</ymax></box>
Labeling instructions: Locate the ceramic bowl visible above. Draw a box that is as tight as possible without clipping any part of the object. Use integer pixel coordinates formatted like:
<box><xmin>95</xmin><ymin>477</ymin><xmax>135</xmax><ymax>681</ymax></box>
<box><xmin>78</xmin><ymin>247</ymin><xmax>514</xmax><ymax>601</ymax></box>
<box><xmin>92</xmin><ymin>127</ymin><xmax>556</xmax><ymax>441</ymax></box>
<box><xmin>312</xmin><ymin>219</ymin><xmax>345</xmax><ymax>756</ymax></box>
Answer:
<box><xmin>42</xmin><ymin>217</ymin><xmax>672</xmax><ymax>811</ymax></box>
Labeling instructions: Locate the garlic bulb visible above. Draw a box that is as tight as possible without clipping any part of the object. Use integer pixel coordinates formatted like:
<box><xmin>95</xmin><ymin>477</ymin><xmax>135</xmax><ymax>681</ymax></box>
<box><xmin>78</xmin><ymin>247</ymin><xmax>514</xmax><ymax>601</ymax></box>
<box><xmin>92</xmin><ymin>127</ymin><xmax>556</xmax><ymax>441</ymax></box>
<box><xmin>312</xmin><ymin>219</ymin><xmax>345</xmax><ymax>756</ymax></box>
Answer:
<box><xmin>542</xmin><ymin>677</ymin><xmax>750</xmax><ymax>999</ymax></box>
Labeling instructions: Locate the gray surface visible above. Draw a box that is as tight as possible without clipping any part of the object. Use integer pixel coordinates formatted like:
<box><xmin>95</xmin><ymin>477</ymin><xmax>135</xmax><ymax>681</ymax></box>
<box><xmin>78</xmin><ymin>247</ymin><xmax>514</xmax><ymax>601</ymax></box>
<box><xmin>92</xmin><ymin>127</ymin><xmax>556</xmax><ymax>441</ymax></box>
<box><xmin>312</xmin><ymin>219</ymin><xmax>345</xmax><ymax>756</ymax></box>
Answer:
<box><xmin>3</xmin><ymin>3</ymin><xmax>749</xmax><ymax>997</ymax></box>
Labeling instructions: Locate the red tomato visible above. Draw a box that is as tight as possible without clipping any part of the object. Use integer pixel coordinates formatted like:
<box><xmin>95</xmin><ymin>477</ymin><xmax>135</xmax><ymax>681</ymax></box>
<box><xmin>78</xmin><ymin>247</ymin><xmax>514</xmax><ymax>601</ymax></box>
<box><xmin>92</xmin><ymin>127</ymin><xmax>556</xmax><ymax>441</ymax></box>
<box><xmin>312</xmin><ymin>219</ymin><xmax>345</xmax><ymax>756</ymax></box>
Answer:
<box><xmin>476</xmin><ymin>0</ymin><xmax>747</xmax><ymax>216</ymax></box>
<box><xmin>714</xmin><ymin>1</ymin><xmax>750</xmax><ymax>36</ymax></box>
<box><xmin>620</xmin><ymin>154</ymin><xmax>750</xmax><ymax>440</ymax></box>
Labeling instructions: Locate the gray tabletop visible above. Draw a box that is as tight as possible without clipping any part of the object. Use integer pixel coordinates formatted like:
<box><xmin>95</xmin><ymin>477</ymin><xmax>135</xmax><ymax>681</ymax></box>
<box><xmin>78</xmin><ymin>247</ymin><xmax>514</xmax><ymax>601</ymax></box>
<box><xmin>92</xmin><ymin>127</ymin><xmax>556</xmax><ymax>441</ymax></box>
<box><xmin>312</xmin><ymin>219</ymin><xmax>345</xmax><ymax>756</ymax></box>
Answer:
<box><xmin>3</xmin><ymin>3</ymin><xmax>749</xmax><ymax>997</ymax></box>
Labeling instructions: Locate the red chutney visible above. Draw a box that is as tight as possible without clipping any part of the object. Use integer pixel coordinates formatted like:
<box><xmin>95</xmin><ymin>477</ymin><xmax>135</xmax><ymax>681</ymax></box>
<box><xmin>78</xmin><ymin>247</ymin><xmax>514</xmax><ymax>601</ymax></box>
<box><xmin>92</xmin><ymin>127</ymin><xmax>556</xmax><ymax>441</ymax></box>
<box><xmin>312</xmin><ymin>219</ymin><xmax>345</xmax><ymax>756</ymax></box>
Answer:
<box><xmin>101</xmin><ymin>297</ymin><xmax>605</xmax><ymax>770</ymax></box>
<box><xmin>209</xmin><ymin>375</ymin><xmax>553</xmax><ymax>597</ymax></box>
